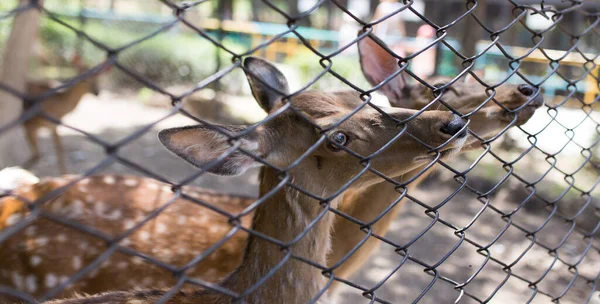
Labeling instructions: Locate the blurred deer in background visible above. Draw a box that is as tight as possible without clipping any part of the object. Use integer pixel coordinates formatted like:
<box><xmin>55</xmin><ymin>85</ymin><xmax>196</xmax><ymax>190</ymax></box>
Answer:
<box><xmin>0</xmin><ymin>35</ymin><xmax>544</xmax><ymax>301</ymax></box>
<box><xmin>6</xmin><ymin>56</ymin><xmax>472</xmax><ymax>303</ymax></box>
<box><xmin>22</xmin><ymin>54</ymin><xmax>105</xmax><ymax>175</ymax></box>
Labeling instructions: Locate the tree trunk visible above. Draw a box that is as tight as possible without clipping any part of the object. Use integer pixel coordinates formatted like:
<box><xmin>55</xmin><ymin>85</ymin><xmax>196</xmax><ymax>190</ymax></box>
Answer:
<box><xmin>251</xmin><ymin>0</ymin><xmax>262</xmax><ymax>21</ymax></box>
<box><xmin>458</xmin><ymin>0</ymin><xmax>487</xmax><ymax>63</ymax></box>
<box><xmin>0</xmin><ymin>0</ymin><xmax>43</xmax><ymax>169</ymax></box>
<box><xmin>288</xmin><ymin>0</ymin><xmax>311</xmax><ymax>27</ymax></box>
<box><xmin>369</xmin><ymin>0</ymin><xmax>379</xmax><ymax>18</ymax></box>
<box><xmin>218</xmin><ymin>0</ymin><xmax>233</xmax><ymax>20</ymax></box>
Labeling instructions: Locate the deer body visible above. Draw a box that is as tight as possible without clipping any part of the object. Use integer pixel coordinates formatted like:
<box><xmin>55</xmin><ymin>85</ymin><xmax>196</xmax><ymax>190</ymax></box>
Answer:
<box><xmin>0</xmin><ymin>174</ymin><xmax>253</xmax><ymax>302</ymax></box>
<box><xmin>23</xmin><ymin>67</ymin><xmax>101</xmax><ymax>174</ymax></box>
<box><xmin>39</xmin><ymin>56</ymin><xmax>471</xmax><ymax>303</ymax></box>
<box><xmin>0</xmin><ymin>34</ymin><xmax>544</xmax><ymax>301</ymax></box>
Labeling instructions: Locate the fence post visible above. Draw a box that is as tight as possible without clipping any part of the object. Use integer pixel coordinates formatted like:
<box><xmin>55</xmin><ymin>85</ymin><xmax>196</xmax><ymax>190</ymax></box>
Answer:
<box><xmin>458</xmin><ymin>0</ymin><xmax>487</xmax><ymax>63</ymax></box>
<box><xmin>0</xmin><ymin>0</ymin><xmax>43</xmax><ymax>168</ymax></box>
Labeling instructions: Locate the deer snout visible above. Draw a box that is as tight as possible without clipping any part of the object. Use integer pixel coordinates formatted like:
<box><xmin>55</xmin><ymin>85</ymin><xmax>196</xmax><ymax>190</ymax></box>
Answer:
<box><xmin>440</xmin><ymin>114</ymin><xmax>467</xmax><ymax>138</ymax></box>
<box><xmin>518</xmin><ymin>84</ymin><xmax>544</xmax><ymax>108</ymax></box>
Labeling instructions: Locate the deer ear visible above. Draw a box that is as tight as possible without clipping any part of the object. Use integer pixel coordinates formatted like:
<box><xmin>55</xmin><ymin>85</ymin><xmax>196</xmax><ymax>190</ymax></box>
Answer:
<box><xmin>243</xmin><ymin>57</ymin><xmax>290</xmax><ymax>113</ymax></box>
<box><xmin>358</xmin><ymin>32</ymin><xmax>409</xmax><ymax>105</ymax></box>
<box><xmin>158</xmin><ymin>125</ymin><xmax>261</xmax><ymax>176</ymax></box>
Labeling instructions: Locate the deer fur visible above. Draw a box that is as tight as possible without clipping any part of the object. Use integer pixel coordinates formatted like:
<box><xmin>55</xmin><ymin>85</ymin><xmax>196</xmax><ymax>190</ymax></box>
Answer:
<box><xmin>22</xmin><ymin>57</ymin><xmax>103</xmax><ymax>175</ymax></box>
<box><xmin>40</xmin><ymin>56</ymin><xmax>472</xmax><ymax>303</ymax></box>
<box><xmin>0</xmin><ymin>34</ymin><xmax>544</xmax><ymax>301</ymax></box>
<box><xmin>326</xmin><ymin>32</ymin><xmax>544</xmax><ymax>288</ymax></box>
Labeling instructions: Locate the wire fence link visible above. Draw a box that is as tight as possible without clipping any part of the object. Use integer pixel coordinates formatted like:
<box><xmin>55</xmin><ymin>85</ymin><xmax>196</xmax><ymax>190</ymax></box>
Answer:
<box><xmin>0</xmin><ymin>0</ymin><xmax>599</xmax><ymax>303</ymax></box>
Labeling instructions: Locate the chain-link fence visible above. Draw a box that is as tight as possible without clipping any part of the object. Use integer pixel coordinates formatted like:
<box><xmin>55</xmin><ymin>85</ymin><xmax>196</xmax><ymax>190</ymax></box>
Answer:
<box><xmin>0</xmin><ymin>0</ymin><xmax>599</xmax><ymax>303</ymax></box>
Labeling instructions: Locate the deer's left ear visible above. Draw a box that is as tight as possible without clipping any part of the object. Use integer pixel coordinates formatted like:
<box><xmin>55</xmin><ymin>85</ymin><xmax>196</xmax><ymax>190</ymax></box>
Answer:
<box><xmin>358</xmin><ymin>31</ymin><xmax>410</xmax><ymax>105</ymax></box>
<box><xmin>158</xmin><ymin>125</ymin><xmax>261</xmax><ymax>176</ymax></box>
<box><xmin>243</xmin><ymin>57</ymin><xmax>290</xmax><ymax>113</ymax></box>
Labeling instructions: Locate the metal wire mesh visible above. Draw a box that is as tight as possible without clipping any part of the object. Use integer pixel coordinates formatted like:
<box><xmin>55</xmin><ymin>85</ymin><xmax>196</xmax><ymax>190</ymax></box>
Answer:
<box><xmin>0</xmin><ymin>0</ymin><xmax>599</xmax><ymax>303</ymax></box>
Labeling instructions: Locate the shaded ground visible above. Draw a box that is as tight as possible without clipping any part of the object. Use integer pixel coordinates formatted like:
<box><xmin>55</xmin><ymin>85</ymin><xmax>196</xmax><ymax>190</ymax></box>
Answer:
<box><xmin>23</xmin><ymin>92</ymin><xmax>600</xmax><ymax>304</ymax></box>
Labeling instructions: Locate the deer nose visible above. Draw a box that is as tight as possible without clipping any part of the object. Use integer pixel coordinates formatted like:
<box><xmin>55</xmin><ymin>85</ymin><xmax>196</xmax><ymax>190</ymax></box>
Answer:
<box><xmin>518</xmin><ymin>84</ymin><xmax>536</xmax><ymax>96</ymax></box>
<box><xmin>440</xmin><ymin>114</ymin><xmax>467</xmax><ymax>138</ymax></box>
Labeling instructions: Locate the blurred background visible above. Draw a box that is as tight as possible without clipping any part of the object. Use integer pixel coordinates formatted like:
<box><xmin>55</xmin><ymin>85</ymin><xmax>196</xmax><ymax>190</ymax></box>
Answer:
<box><xmin>1</xmin><ymin>0</ymin><xmax>600</xmax><ymax>303</ymax></box>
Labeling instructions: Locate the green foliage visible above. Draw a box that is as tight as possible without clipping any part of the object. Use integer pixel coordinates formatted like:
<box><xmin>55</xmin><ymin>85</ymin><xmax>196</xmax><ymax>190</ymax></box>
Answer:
<box><xmin>38</xmin><ymin>17</ymin><xmax>247</xmax><ymax>90</ymax></box>
<box><xmin>285</xmin><ymin>49</ymin><xmax>369</xmax><ymax>91</ymax></box>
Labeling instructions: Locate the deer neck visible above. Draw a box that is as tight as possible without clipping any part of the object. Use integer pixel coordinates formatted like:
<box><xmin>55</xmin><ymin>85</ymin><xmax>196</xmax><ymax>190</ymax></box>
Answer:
<box><xmin>206</xmin><ymin>167</ymin><xmax>338</xmax><ymax>303</ymax></box>
<box><xmin>58</xmin><ymin>80</ymin><xmax>93</xmax><ymax>114</ymax></box>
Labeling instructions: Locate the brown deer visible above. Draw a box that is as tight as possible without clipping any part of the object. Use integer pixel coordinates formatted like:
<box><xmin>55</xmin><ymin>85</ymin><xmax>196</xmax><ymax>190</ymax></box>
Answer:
<box><xmin>37</xmin><ymin>56</ymin><xmax>475</xmax><ymax>303</ymax></box>
<box><xmin>326</xmin><ymin>32</ymin><xmax>544</xmax><ymax>288</ymax></box>
<box><xmin>0</xmin><ymin>37</ymin><xmax>543</xmax><ymax>300</ymax></box>
<box><xmin>22</xmin><ymin>55</ymin><xmax>104</xmax><ymax>175</ymax></box>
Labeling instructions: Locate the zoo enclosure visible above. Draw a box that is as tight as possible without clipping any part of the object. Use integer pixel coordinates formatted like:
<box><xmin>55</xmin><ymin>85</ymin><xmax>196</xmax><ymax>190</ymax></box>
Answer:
<box><xmin>0</xmin><ymin>0</ymin><xmax>600</xmax><ymax>303</ymax></box>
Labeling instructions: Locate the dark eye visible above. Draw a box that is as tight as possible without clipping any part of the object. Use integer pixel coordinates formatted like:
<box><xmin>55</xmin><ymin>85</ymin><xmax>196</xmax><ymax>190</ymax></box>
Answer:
<box><xmin>328</xmin><ymin>131</ymin><xmax>348</xmax><ymax>151</ymax></box>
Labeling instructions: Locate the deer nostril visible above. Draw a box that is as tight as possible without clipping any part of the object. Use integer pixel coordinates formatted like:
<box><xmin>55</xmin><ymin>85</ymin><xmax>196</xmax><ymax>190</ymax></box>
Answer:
<box><xmin>441</xmin><ymin>115</ymin><xmax>467</xmax><ymax>138</ymax></box>
<box><xmin>518</xmin><ymin>84</ymin><xmax>536</xmax><ymax>96</ymax></box>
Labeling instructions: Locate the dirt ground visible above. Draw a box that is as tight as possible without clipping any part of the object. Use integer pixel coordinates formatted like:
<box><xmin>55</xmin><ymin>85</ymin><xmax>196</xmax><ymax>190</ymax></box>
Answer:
<box><xmin>22</xmin><ymin>92</ymin><xmax>600</xmax><ymax>304</ymax></box>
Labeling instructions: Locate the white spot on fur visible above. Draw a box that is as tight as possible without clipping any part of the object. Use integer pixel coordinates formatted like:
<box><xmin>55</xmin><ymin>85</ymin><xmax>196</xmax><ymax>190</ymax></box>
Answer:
<box><xmin>162</xmin><ymin>185</ymin><xmax>171</xmax><ymax>192</ymax></box>
<box><xmin>131</xmin><ymin>257</ymin><xmax>144</xmax><ymax>265</ymax></box>
<box><xmin>5</xmin><ymin>214</ymin><xmax>22</xmax><ymax>226</ymax></box>
<box><xmin>78</xmin><ymin>184</ymin><xmax>89</xmax><ymax>193</ymax></box>
<box><xmin>73</xmin><ymin>256</ymin><xmax>82</xmax><ymax>270</ymax></box>
<box><xmin>56</xmin><ymin>233</ymin><xmax>67</xmax><ymax>243</ymax></box>
<box><xmin>25</xmin><ymin>274</ymin><xmax>37</xmax><ymax>293</ymax></box>
<box><xmin>25</xmin><ymin>225</ymin><xmax>36</xmax><ymax>236</ymax></box>
<box><xmin>30</xmin><ymin>255</ymin><xmax>42</xmax><ymax>266</ymax></box>
<box><xmin>77</xmin><ymin>241</ymin><xmax>89</xmax><ymax>251</ymax></box>
<box><xmin>103</xmin><ymin>209</ymin><xmax>122</xmax><ymax>221</ymax></box>
<box><xmin>79</xmin><ymin>178</ymin><xmax>90</xmax><ymax>185</ymax></box>
<box><xmin>11</xmin><ymin>272</ymin><xmax>24</xmax><ymax>290</ymax></box>
<box><xmin>139</xmin><ymin>231</ymin><xmax>150</xmax><ymax>242</ymax></box>
<box><xmin>209</xmin><ymin>225</ymin><xmax>226</xmax><ymax>234</ymax></box>
<box><xmin>177</xmin><ymin>215</ymin><xmax>187</xmax><ymax>225</ymax></box>
<box><xmin>146</xmin><ymin>183</ymin><xmax>159</xmax><ymax>190</ymax></box>
<box><xmin>124</xmin><ymin>178</ymin><xmax>138</xmax><ymax>187</ymax></box>
<box><xmin>88</xmin><ymin>269</ymin><xmax>99</xmax><ymax>278</ymax></box>
<box><xmin>120</xmin><ymin>237</ymin><xmax>131</xmax><ymax>246</ymax></box>
<box><xmin>94</xmin><ymin>201</ymin><xmax>107</xmax><ymax>216</ymax></box>
<box><xmin>123</xmin><ymin>219</ymin><xmax>135</xmax><ymax>230</ymax></box>
<box><xmin>156</xmin><ymin>223</ymin><xmax>167</xmax><ymax>233</ymax></box>
<box><xmin>177</xmin><ymin>247</ymin><xmax>187</xmax><ymax>255</ymax></box>
<box><xmin>50</xmin><ymin>199</ymin><xmax>65</xmax><ymax>212</ymax></box>
<box><xmin>45</xmin><ymin>273</ymin><xmax>57</xmax><ymax>288</ymax></box>
<box><xmin>160</xmin><ymin>249</ymin><xmax>173</xmax><ymax>259</ymax></box>
<box><xmin>117</xmin><ymin>261</ymin><xmax>128</xmax><ymax>269</ymax></box>
<box><xmin>103</xmin><ymin>176</ymin><xmax>115</xmax><ymax>185</ymax></box>
<box><xmin>35</xmin><ymin>237</ymin><xmax>49</xmax><ymax>246</ymax></box>
<box><xmin>69</xmin><ymin>199</ymin><xmax>84</xmax><ymax>218</ymax></box>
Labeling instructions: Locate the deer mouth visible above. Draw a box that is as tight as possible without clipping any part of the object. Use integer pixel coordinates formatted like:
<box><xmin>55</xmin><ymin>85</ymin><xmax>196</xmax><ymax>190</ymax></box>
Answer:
<box><xmin>526</xmin><ymin>94</ymin><xmax>544</xmax><ymax>109</ymax></box>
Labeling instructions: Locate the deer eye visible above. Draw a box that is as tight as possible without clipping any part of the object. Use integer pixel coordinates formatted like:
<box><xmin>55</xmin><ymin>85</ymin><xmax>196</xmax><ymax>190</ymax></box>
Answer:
<box><xmin>327</xmin><ymin>131</ymin><xmax>348</xmax><ymax>151</ymax></box>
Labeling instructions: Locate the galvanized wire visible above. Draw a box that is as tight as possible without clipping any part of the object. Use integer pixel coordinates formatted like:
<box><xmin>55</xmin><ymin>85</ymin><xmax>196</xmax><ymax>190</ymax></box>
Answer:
<box><xmin>0</xmin><ymin>0</ymin><xmax>599</xmax><ymax>303</ymax></box>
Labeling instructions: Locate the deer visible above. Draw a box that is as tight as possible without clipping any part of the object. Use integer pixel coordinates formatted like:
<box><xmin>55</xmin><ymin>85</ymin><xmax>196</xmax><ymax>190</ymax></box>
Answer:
<box><xmin>326</xmin><ymin>32</ymin><xmax>544</xmax><ymax>288</ymax></box>
<box><xmin>0</xmin><ymin>37</ymin><xmax>544</xmax><ymax>301</ymax></box>
<box><xmin>22</xmin><ymin>55</ymin><xmax>104</xmax><ymax>175</ymax></box>
<box><xmin>35</xmin><ymin>55</ymin><xmax>479</xmax><ymax>303</ymax></box>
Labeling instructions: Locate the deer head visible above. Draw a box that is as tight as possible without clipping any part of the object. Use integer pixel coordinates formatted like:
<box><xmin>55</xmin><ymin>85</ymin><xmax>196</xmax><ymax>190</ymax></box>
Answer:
<box><xmin>358</xmin><ymin>32</ymin><xmax>544</xmax><ymax>130</ymax></box>
<box><xmin>159</xmin><ymin>57</ymin><xmax>469</xmax><ymax>192</ymax></box>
